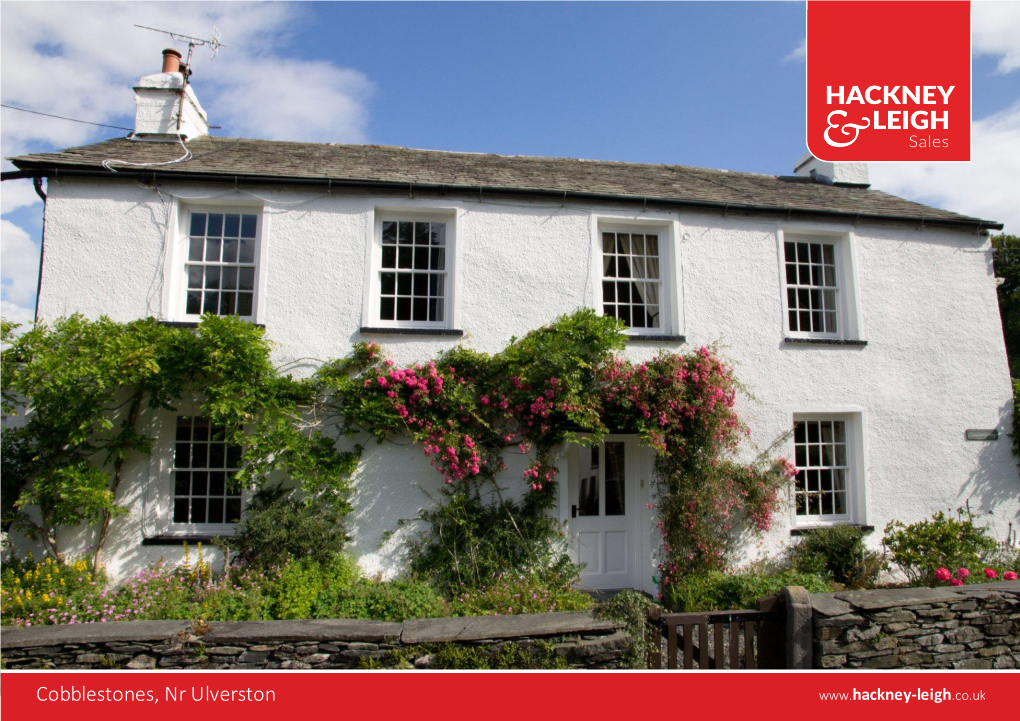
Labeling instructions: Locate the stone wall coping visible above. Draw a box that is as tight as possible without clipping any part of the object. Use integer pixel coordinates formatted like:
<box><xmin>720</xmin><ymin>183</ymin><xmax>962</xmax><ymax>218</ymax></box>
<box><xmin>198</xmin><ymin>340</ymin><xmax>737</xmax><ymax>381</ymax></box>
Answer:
<box><xmin>810</xmin><ymin>580</ymin><xmax>1020</xmax><ymax>616</ymax></box>
<box><xmin>203</xmin><ymin>619</ymin><xmax>403</xmax><ymax>644</ymax></box>
<box><xmin>400</xmin><ymin>612</ymin><xmax>621</xmax><ymax>644</ymax></box>
<box><xmin>1</xmin><ymin>621</ymin><xmax>192</xmax><ymax>650</ymax></box>
<box><xmin>1</xmin><ymin>612</ymin><xmax>621</xmax><ymax>650</ymax></box>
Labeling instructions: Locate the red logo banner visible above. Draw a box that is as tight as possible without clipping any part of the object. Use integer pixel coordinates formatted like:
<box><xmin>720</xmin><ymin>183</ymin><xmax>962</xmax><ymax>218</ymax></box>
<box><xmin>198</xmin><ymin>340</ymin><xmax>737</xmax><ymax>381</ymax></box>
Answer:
<box><xmin>807</xmin><ymin>0</ymin><xmax>971</xmax><ymax>161</ymax></box>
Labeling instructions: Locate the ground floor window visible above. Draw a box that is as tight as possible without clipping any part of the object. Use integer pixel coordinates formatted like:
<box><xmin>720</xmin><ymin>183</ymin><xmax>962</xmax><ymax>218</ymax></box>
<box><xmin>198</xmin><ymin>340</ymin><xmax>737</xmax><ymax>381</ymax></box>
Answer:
<box><xmin>172</xmin><ymin>415</ymin><xmax>243</xmax><ymax>525</ymax></box>
<box><xmin>793</xmin><ymin>418</ymin><xmax>851</xmax><ymax>521</ymax></box>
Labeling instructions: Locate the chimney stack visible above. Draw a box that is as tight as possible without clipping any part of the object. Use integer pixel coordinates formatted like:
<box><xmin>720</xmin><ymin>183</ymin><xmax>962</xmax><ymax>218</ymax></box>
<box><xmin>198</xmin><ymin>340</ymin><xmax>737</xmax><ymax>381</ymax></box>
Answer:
<box><xmin>793</xmin><ymin>153</ymin><xmax>870</xmax><ymax>188</ymax></box>
<box><xmin>132</xmin><ymin>48</ymin><xmax>209</xmax><ymax>142</ymax></box>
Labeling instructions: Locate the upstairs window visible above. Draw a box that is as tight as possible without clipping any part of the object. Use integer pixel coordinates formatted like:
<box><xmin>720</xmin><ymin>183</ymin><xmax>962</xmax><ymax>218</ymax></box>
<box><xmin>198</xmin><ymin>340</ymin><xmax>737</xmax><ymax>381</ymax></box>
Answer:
<box><xmin>172</xmin><ymin>415</ymin><xmax>243</xmax><ymax>527</ymax></box>
<box><xmin>783</xmin><ymin>239</ymin><xmax>839</xmax><ymax>336</ymax></box>
<box><xmin>184</xmin><ymin>211</ymin><xmax>259</xmax><ymax>320</ymax></box>
<box><xmin>378</xmin><ymin>219</ymin><xmax>447</xmax><ymax>325</ymax></box>
<box><xmin>601</xmin><ymin>231</ymin><xmax>663</xmax><ymax>332</ymax></box>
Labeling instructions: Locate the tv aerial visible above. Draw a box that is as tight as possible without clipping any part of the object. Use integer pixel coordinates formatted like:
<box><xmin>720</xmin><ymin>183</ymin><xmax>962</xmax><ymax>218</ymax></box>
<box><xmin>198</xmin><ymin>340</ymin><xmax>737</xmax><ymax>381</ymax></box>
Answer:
<box><xmin>135</xmin><ymin>24</ymin><xmax>225</xmax><ymax>81</ymax></box>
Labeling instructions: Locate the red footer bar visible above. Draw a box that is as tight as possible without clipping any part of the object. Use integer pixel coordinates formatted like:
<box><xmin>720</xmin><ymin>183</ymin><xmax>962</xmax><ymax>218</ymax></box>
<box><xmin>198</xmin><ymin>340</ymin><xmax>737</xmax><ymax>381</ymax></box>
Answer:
<box><xmin>1</xmin><ymin>670</ymin><xmax>1015</xmax><ymax>719</ymax></box>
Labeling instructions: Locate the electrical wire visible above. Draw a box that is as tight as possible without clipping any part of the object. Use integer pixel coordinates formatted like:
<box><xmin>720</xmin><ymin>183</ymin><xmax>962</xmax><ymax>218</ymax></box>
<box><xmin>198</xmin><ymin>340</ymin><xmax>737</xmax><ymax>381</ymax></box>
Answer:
<box><xmin>0</xmin><ymin>103</ymin><xmax>134</xmax><ymax>131</ymax></box>
<box><xmin>103</xmin><ymin>133</ymin><xmax>192</xmax><ymax>172</ymax></box>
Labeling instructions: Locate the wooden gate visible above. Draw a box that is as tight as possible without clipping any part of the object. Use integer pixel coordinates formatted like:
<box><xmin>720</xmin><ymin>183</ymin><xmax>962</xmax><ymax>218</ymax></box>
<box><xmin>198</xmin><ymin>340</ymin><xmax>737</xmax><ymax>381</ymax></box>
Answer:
<box><xmin>646</xmin><ymin>594</ymin><xmax>787</xmax><ymax>669</ymax></box>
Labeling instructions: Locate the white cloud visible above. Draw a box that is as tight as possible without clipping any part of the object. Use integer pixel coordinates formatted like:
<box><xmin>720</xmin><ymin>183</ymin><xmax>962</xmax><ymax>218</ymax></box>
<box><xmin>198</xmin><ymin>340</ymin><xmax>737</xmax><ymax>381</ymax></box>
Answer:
<box><xmin>973</xmin><ymin>0</ymin><xmax>1020</xmax><ymax>73</ymax></box>
<box><xmin>0</xmin><ymin>1</ymin><xmax>374</xmax><ymax>320</ymax></box>
<box><xmin>1</xmin><ymin>180</ymin><xmax>41</xmax><ymax>215</ymax></box>
<box><xmin>869</xmin><ymin>99</ymin><xmax>1020</xmax><ymax>234</ymax></box>
<box><xmin>213</xmin><ymin>57</ymin><xmax>372</xmax><ymax>142</ymax></box>
<box><xmin>1</xmin><ymin>299</ymin><xmax>35</xmax><ymax>330</ymax></box>
<box><xmin>786</xmin><ymin>38</ymin><xmax>806</xmax><ymax>63</ymax></box>
<box><xmin>1</xmin><ymin>218</ymin><xmax>41</xmax><ymax>309</ymax></box>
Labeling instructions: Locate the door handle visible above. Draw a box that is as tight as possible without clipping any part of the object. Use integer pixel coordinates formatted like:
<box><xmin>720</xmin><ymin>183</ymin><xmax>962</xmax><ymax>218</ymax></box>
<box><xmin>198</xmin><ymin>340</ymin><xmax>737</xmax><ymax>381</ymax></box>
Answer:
<box><xmin>571</xmin><ymin>504</ymin><xmax>578</xmax><ymax>518</ymax></box>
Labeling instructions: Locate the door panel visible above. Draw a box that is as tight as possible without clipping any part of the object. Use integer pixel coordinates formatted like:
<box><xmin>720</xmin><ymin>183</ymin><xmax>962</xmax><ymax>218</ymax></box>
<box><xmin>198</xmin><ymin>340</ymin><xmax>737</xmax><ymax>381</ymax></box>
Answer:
<box><xmin>566</xmin><ymin>438</ymin><xmax>640</xmax><ymax>589</ymax></box>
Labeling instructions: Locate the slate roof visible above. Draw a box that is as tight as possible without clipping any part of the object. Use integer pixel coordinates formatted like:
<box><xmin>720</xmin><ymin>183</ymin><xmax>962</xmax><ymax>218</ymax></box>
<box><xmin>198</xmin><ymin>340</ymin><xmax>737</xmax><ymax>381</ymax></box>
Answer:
<box><xmin>8</xmin><ymin>136</ymin><xmax>1001</xmax><ymax>229</ymax></box>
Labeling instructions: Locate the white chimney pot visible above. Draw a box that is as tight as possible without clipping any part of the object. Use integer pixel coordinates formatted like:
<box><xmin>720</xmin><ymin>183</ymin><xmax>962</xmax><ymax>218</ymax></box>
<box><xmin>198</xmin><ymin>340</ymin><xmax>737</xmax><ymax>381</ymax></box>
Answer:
<box><xmin>793</xmin><ymin>153</ymin><xmax>869</xmax><ymax>187</ymax></box>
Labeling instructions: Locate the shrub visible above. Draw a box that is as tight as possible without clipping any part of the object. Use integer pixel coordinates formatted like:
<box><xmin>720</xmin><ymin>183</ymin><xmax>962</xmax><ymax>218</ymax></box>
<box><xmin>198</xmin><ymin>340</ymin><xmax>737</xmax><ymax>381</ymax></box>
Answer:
<box><xmin>448</xmin><ymin>577</ymin><xmax>592</xmax><ymax>617</ymax></box>
<box><xmin>883</xmin><ymin>509</ymin><xmax>998</xmax><ymax>587</ymax></box>
<box><xmin>313</xmin><ymin>579</ymin><xmax>448</xmax><ymax>622</ymax></box>
<box><xmin>1</xmin><ymin>554</ymin><xmax>106</xmax><ymax>626</ymax></box>
<box><xmin>229</xmin><ymin>487</ymin><xmax>350</xmax><ymax>570</ymax></box>
<box><xmin>789</xmin><ymin>524</ymin><xmax>883</xmax><ymax>589</ymax></box>
<box><xmin>269</xmin><ymin>556</ymin><xmax>360</xmax><ymax>620</ymax></box>
<box><xmin>406</xmin><ymin>486</ymin><xmax>581</xmax><ymax>594</ymax></box>
<box><xmin>668</xmin><ymin>568</ymin><xmax>832</xmax><ymax>612</ymax></box>
<box><xmin>596</xmin><ymin>590</ymin><xmax>660</xmax><ymax>669</ymax></box>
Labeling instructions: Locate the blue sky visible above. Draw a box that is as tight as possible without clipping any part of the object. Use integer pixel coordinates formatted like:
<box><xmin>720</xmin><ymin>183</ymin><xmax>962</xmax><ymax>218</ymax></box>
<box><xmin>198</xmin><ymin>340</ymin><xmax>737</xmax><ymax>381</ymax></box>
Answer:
<box><xmin>3</xmin><ymin>1</ymin><xmax>1020</xmax><ymax>324</ymax></box>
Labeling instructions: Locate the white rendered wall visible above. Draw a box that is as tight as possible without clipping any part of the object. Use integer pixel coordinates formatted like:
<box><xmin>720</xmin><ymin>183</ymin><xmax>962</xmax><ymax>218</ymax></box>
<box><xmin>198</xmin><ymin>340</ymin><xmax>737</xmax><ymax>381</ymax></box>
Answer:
<box><xmin>27</xmin><ymin>177</ymin><xmax>1017</xmax><ymax>585</ymax></box>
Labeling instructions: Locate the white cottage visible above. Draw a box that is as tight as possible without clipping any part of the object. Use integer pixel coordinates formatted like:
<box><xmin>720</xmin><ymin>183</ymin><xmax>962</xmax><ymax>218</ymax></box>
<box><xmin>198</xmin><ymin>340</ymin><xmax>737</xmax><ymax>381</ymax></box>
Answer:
<box><xmin>5</xmin><ymin>52</ymin><xmax>1016</xmax><ymax>592</ymax></box>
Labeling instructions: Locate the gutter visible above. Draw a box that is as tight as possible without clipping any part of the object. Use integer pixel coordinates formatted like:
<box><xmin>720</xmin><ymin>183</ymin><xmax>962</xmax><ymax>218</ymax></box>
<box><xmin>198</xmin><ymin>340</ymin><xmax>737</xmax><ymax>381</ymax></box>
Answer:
<box><xmin>0</xmin><ymin>165</ymin><xmax>1004</xmax><ymax>232</ymax></box>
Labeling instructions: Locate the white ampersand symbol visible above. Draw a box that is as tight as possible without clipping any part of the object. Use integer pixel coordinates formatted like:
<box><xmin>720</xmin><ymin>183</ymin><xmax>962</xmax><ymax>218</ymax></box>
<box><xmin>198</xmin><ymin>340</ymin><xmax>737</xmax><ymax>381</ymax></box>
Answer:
<box><xmin>824</xmin><ymin>110</ymin><xmax>870</xmax><ymax>148</ymax></box>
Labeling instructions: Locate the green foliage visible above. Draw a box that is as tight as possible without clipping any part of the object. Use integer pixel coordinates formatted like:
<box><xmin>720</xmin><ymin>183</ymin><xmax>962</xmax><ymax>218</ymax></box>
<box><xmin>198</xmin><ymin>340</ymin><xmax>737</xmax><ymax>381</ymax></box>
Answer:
<box><xmin>313</xmin><ymin>578</ymin><xmax>448</xmax><ymax>622</ymax></box>
<box><xmin>596</xmin><ymin>590</ymin><xmax>660</xmax><ymax>668</ymax></box>
<box><xmin>4</xmin><ymin>309</ymin><xmax>791</xmax><ymax>603</ymax></box>
<box><xmin>229</xmin><ymin>487</ymin><xmax>350</xmax><ymax>571</ymax></box>
<box><xmin>1</xmin><ymin>555</ymin><xmax>104</xmax><ymax>622</ymax></box>
<box><xmin>1013</xmin><ymin>379</ymin><xmax>1020</xmax><ymax>458</ymax></box>
<box><xmin>448</xmin><ymin>578</ymin><xmax>592</xmax><ymax>617</ymax></box>
<box><xmin>789</xmin><ymin>524</ymin><xmax>883</xmax><ymax>589</ymax></box>
<box><xmin>358</xmin><ymin>641</ymin><xmax>568</xmax><ymax>670</ymax></box>
<box><xmin>1</xmin><ymin>314</ymin><xmax>353</xmax><ymax>565</ymax></box>
<box><xmin>667</xmin><ymin>568</ymin><xmax>832</xmax><ymax>612</ymax></box>
<box><xmin>883</xmin><ymin>508</ymin><xmax>998</xmax><ymax>587</ymax></box>
<box><xmin>992</xmin><ymin>235</ymin><xmax>1020</xmax><ymax>378</ymax></box>
<box><xmin>431</xmin><ymin>640</ymin><xmax>567</xmax><ymax>669</ymax></box>
<box><xmin>406</xmin><ymin>485</ymin><xmax>581</xmax><ymax>594</ymax></box>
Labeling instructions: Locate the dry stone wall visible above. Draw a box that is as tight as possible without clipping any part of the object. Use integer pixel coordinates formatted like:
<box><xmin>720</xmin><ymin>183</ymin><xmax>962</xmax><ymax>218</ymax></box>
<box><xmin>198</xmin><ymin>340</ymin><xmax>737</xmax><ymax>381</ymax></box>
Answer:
<box><xmin>810</xmin><ymin>581</ymin><xmax>1020</xmax><ymax>669</ymax></box>
<box><xmin>1</xmin><ymin>612</ymin><xmax>632</xmax><ymax>670</ymax></box>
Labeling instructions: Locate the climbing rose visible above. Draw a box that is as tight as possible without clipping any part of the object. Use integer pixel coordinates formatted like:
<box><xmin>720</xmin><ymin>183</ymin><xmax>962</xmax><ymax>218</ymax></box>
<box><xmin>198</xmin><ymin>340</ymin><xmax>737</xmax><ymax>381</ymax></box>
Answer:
<box><xmin>956</xmin><ymin>568</ymin><xmax>970</xmax><ymax>580</ymax></box>
<box><xmin>984</xmin><ymin>568</ymin><xmax>998</xmax><ymax>580</ymax></box>
<box><xmin>1003</xmin><ymin>571</ymin><xmax>1018</xmax><ymax>581</ymax></box>
<box><xmin>934</xmin><ymin>568</ymin><xmax>952</xmax><ymax>582</ymax></box>
<box><xmin>949</xmin><ymin>578</ymin><xmax>963</xmax><ymax>586</ymax></box>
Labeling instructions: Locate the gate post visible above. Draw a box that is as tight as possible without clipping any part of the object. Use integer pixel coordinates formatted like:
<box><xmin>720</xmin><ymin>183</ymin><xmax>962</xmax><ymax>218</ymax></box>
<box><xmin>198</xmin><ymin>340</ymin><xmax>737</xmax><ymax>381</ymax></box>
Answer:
<box><xmin>782</xmin><ymin>586</ymin><xmax>813</xmax><ymax>669</ymax></box>
<box><xmin>755</xmin><ymin>593</ymin><xmax>786</xmax><ymax>668</ymax></box>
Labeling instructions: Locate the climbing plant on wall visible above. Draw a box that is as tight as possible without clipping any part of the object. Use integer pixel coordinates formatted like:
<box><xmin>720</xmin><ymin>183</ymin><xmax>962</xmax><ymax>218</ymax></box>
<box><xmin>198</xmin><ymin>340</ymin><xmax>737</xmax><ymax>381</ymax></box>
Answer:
<box><xmin>1</xmin><ymin>315</ymin><xmax>355</xmax><ymax>569</ymax></box>
<box><xmin>2</xmin><ymin>309</ymin><xmax>794</xmax><ymax>597</ymax></box>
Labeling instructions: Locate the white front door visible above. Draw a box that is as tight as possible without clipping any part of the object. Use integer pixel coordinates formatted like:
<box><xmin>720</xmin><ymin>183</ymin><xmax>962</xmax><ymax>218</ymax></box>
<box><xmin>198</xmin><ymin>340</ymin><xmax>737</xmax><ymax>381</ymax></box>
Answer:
<box><xmin>566</xmin><ymin>438</ymin><xmax>641</xmax><ymax>590</ymax></box>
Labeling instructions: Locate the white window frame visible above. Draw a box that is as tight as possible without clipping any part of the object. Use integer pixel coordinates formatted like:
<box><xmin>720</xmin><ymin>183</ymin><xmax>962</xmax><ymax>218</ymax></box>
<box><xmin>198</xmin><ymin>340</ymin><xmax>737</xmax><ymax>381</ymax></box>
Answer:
<box><xmin>363</xmin><ymin>207</ymin><xmax>458</xmax><ymax>330</ymax></box>
<box><xmin>777</xmin><ymin>227</ymin><xmax>862</xmax><ymax>341</ymax></box>
<box><xmin>167</xmin><ymin>201</ymin><xmax>267</xmax><ymax>324</ymax></box>
<box><xmin>789</xmin><ymin>410</ymin><xmax>869</xmax><ymax>529</ymax></box>
<box><xmin>592</xmin><ymin>216</ymin><xmax>683</xmax><ymax>337</ymax></box>
<box><xmin>147</xmin><ymin>407</ymin><xmax>250</xmax><ymax>538</ymax></box>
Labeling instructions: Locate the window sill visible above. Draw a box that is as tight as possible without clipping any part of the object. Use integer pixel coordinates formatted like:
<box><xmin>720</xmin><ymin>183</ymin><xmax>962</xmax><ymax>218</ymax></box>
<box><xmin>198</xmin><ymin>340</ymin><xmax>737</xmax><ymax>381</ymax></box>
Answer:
<box><xmin>360</xmin><ymin>326</ymin><xmax>464</xmax><ymax>337</ymax></box>
<box><xmin>142</xmin><ymin>533</ymin><xmax>231</xmax><ymax>546</ymax></box>
<box><xmin>625</xmin><ymin>334</ymin><xmax>686</xmax><ymax>343</ymax></box>
<box><xmin>790</xmin><ymin>524</ymin><xmax>874</xmax><ymax>537</ymax></box>
<box><xmin>784</xmin><ymin>337</ymin><xmax>867</xmax><ymax>347</ymax></box>
<box><xmin>160</xmin><ymin>320</ymin><xmax>265</xmax><ymax>329</ymax></box>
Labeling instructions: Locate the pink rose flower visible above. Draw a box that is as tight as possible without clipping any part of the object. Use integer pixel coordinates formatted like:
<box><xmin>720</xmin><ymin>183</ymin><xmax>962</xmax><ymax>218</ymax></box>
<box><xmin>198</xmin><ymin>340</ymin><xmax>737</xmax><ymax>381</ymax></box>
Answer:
<box><xmin>949</xmin><ymin>578</ymin><xmax>963</xmax><ymax>586</ymax></box>
<box><xmin>956</xmin><ymin>568</ymin><xmax>970</xmax><ymax>580</ymax></box>
<box><xmin>984</xmin><ymin>568</ymin><xmax>998</xmax><ymax>580</ymax></box>
<box><xmin>1003</xmin><ymin>571</ymin><xmax>1018</xmax><ymax>581</ymax></box>
<box><xmin>934</xmin><ymin>568</ymin><xmax>952</xmax><ymax>582</ymax></box>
